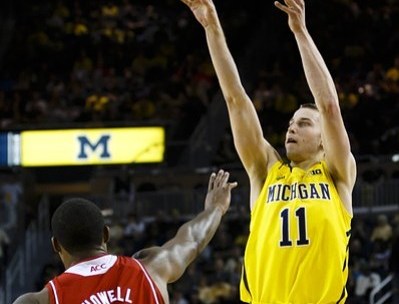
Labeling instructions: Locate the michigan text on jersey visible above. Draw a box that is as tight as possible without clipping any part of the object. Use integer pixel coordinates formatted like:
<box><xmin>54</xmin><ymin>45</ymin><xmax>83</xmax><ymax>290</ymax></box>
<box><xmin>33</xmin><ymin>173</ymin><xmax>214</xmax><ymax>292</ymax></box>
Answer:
<box><xmin>267</xmin><ymin>182</ymin><xmax>331</xmax><ymax>203</ymax></box>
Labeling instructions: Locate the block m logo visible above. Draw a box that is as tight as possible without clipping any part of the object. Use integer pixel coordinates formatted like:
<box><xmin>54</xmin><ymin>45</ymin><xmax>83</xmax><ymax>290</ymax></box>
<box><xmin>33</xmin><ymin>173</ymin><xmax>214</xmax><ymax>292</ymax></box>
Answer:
<box><xmin>77</xmin><ymin>135</ymin><xmax>111</xmax><ymax>159</ymax></box>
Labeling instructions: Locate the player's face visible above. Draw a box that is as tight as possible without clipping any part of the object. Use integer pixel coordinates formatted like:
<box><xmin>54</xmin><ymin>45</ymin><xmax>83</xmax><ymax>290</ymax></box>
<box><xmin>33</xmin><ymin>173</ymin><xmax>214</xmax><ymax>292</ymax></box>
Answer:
<box><xmin>285</xmin><ymin>107</ymin><xmax>322</xmax><ymax>162</ymax></box>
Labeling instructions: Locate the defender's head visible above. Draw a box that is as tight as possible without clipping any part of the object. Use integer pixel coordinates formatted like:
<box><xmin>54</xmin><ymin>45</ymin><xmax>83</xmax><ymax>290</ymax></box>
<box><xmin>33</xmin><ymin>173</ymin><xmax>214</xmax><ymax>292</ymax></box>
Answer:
<box><xmin>51</xmin><ymin>198</ymin><xmax>108</xmax><ymax>256</ymax></box>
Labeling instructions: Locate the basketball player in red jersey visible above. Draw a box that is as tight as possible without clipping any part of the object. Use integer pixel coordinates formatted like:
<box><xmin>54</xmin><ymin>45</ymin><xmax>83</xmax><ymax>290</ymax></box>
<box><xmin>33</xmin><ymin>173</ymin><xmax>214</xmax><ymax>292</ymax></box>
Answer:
<box><xmin>13</xmin><ymin>169</ymin><xmax>237</xmax><ymax>304</ymax></box>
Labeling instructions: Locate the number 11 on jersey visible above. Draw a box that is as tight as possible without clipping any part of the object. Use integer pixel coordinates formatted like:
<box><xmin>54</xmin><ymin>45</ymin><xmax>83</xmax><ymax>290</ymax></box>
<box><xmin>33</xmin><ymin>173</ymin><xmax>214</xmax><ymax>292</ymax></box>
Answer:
<box><xmin>280</xmin><ymin>207</ymin><xmax>310</xmax><ymax>247</ymax></box>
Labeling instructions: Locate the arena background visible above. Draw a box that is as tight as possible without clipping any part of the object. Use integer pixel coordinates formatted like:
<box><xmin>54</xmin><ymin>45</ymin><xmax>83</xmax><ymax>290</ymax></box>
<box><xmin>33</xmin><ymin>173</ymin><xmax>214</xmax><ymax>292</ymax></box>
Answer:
<box><xmin>0</xmin><ymin>0</ymin><xmax>398</xmax><ymax>303</ymax></box>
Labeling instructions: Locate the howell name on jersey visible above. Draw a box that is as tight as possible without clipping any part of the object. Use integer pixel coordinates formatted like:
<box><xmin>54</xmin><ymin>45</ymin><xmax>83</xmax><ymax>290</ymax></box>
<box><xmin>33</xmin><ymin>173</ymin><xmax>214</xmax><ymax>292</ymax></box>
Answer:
<box><xmin>82</xmin><ymin>286</ymin><xmax>133</xmax><ymax>304</ymax></box>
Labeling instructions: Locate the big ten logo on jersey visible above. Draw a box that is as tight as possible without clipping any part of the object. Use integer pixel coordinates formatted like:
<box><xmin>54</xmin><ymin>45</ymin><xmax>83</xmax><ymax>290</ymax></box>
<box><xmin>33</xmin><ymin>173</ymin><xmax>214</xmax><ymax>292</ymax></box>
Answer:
<box><xmin>310</xmin><ymin>169</ymin><xmax>322</xmax><ymax>175</ymax></box>
<box><xmin>77</xmin><ymin>134</ymin><xmax>111</xmax><ymax>160</ymax></box>
<box><xmin>91</xmin><ymin>263</ymin><xmax>107</xmax><ymax>272</ymax></box>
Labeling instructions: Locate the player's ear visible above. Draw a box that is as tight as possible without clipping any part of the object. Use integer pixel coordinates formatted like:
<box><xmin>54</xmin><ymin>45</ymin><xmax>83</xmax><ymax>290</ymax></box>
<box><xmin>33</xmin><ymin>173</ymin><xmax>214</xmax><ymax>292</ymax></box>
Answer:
<box><xmin>52</xmin><ymin>237</ymin><xmax>61</xmax><ymax>253</ymax></box>
<box><xmin>103</xmin><ymin>225</ymin><xmax>110</xmax><ymax>243</ymax></box>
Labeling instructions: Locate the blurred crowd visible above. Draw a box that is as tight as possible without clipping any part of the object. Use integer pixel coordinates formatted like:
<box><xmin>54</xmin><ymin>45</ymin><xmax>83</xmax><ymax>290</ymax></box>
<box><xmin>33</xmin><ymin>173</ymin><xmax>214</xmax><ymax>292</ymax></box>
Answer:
<box><xmin>0</xmin><ymin>0</ymin><xmax>224</xmax><ymax>142</ymax></box>
<box><xmin>215</xmin><ymin>0</ymin><xmax>399</xmax><ymax>160</ymax></box>
<box><xmin>0</xmin><ymin>0</ymin><xmax>397</xmax><ymax>157</ymax></box>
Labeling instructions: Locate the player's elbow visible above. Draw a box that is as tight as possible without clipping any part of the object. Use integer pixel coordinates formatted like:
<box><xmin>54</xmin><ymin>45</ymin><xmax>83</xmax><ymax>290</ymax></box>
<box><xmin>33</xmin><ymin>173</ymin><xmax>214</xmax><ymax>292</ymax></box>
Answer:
<box><xmin>319</xmin><ymin>99</ymin><xmax>341</xmax><ymax>117</ymax></box>
<box><xmin>167</xmin><ymin>244</ymin><xmax>198</xmax><ymax>283</ymax></box>
<box><xmin>223</xmin><ymin>85</ymin><xmax>247</xmax><ymax>107</ymax></box>
<box><xmin>225</xmin><ymin>94</ymin><xmax>241</xmax><ymax>107</ymax></box>
<box><xmin>182</xmin><ymin>240</ymin><xmax>202</xmax><ymax>264</ymax></box>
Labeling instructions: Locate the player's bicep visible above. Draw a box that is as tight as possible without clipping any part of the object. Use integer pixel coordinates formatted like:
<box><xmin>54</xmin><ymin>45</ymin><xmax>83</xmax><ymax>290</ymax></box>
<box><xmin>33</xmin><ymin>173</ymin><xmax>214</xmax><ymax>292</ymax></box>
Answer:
<box><xmin>320</xmin><ymin>105</ymin><xmax>356</xmax><ymax>186</ymax></box>
<box><xmin>159</xmin><ymin>241</ymin><xmax>197</xmax><ymax>282</ymax></box>
<box><xmin>322</xmin><ymin>117</ymin><xmax>351</xmax><ymax>174</ymax></box>
<box><xmin>226</xmin><ymin>94</ymin><xmax>275</xmax><ymax>177</ymax></box>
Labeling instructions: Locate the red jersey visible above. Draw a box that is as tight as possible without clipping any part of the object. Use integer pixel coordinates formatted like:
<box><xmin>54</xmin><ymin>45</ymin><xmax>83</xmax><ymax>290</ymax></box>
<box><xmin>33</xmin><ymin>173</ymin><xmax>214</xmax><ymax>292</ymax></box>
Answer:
<box><xmin>45</xmin><ymin>255</ymin><xmax>165</xmax><ymax>304</ymax></box>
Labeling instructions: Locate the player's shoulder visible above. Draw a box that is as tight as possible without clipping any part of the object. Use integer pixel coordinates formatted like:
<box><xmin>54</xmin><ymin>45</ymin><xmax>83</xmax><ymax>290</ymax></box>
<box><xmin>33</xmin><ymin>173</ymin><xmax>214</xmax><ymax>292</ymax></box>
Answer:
<box><xmin>13</xmin><ymin>288</ymin><xmax>49</xmax><ymax>304</ymax></box>
<box><xmin>132</xmin><ymin>247</ymin><xmax>164</xmax><ymax>263</ymax></box>
<box><xmin>267</xmin><ymin>159</ymin><xmax>289</xmax><ymax>176</ymax></box>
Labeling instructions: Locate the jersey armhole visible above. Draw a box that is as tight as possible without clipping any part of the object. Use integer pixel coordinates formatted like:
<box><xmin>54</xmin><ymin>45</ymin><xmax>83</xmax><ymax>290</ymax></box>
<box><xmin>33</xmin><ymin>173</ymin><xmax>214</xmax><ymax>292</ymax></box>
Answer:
<box><xmin>46</xmin><ymin>280</ymin><xmax>60</xmax><ymax>304</ymax></box>
<box><xmin>321</xmin><ymin>161</ymin><xmax>353</xmax><ymax>220</ymax></box>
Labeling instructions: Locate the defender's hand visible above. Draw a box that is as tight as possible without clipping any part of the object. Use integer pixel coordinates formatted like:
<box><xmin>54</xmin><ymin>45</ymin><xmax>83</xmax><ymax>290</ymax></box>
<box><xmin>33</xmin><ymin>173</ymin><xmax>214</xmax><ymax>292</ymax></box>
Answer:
<box><xmin>205</xmin><ymin>169</ymin><xmax>238</xmax><ymax>215</ymax></box>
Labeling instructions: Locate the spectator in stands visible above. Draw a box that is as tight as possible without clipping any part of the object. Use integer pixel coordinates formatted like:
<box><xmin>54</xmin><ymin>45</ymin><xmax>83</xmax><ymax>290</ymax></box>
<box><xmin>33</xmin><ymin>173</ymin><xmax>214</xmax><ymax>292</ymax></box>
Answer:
<box><xmin>170</xmin><ymin>290</ymin><xmax>189</xmax><ymax>304</ymax></box>
<box><xmin>370</xmin><ymin>214</ymin><xmax>393</xmax><ymax>247</ymax></box>
<box><xmin>0</xmin><ymin>228</ymin><xmax>10</xmax><ymax>268</ymax></box>
<box><xmin>367</xmin><ymin>215</ymin><xmax>393</xmax><ymax>274</ymax></box>
<box><xmin>124</xmin><ymin>212</ymin><xmax>146</xmax><ymax>239</ymax></box>
<box><xmin>122</xmin><ymin>212</ymin><xmax>146</xmax><ymax>254</ymax></box>
<box><xmin>353</xmin><ymin>260</ymin><xmax>381</xmax><ymax>304</ymax></box>
<box><xmin>349</xmin><ymin>237</ymin><xmax>369</xmax><ymax>266</ymax></box>
<box><xmin>389</xmin><ymin>225</ymin><xmax>399</xmax><ymax>304</ymax></box>
<box><xmin>384</xmin><ymin>55</ymin><xmax>399</xmax><ymax>95</ymax></box>
<box><xmin>172</xmin><ymin>263</ymin><xmax>201</xmax><ymax>300</ymax></box>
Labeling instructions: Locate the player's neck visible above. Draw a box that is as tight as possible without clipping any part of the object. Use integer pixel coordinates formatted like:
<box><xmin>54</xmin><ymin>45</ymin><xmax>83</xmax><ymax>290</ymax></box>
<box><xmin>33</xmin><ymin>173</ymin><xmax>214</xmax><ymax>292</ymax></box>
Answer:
<box><xmin>290</xmin><ymin>156</ymin><xmax>322</xmax><ymax>171</ymax></box>
<box><xmin>66</xmin><ymin>248</ymin><xmax>108</xmax><ymax>269</ymax></box>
